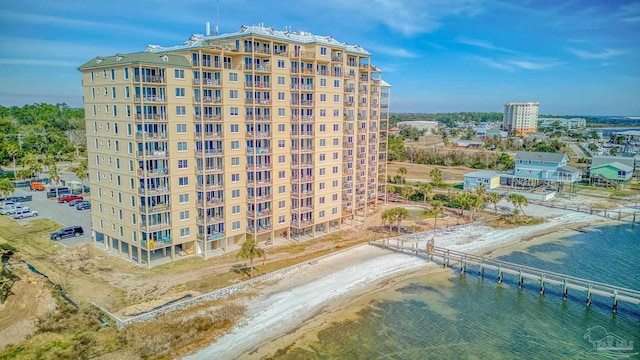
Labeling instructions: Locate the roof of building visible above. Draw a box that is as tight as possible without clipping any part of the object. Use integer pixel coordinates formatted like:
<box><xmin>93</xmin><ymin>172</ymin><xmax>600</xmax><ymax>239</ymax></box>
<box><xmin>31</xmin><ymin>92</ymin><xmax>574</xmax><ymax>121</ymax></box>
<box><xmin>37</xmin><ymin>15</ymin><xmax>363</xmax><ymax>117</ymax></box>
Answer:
<box><xmin>516</xmin><ymin>151</ymin><xmax>567</xmax><ymax>163</ymax></box>
<box><xmin>380</xmin><ymin>79</ymin><xmax>392</xmax><ymax>87</ymax></box>
<box><xmin>591</xmin><ymin>162</ymin><xmax>634</xmax><ymax>172</ymax></box>
<box><xmin>558</xmin><ymin>165</ymin><xmax>581</xmax><ymax>174</ymax></box>
<box><xmin>78</xmin><ymin>52</ymin><xmax>191</xmax><ymax>70</ymax></box>
<box><xmin>464</xmin><ymin>170</ymin><xmax>502</xmax><ymax>178</ymax></box>
<box><xmin>146</xmin><ymin>25</ymin><xmax>371</xmax><ymax>56</ymax></box>
<box><xmin>591</xmin><ymin>155</ymin><xmax>635</xmax><ymax>168</ymax></box>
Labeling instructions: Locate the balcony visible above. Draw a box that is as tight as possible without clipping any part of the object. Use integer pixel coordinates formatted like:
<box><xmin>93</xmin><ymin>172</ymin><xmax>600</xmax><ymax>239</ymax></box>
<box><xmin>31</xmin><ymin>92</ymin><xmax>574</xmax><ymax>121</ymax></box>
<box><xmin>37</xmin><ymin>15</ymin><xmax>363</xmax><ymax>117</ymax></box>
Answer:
<box><xmin>195</xmin><ymin>148</ymin><xmax>224</xmax><ymax>157</ymax></box>
<box><xmin>135</xmin><ymin>113</ymin><xmax>167</xmax><ymax>122</ymax></box>
<box><xmin>138</xmin><ymin>186</ymin><xmax>169</xmax><ymax>195</ymax></box>
<box><xmin>136</xmin><ymin>132</ymin><xmax>167</xmax><ymax>140</ymax></box>
<box><xmin>344</xmin><ymin>101</ymin><xmax>354</xmax><ymax>107</ymax></box>
<box><xmin>136</xmin><ymin>150</ymin><xmax>169</xmax><ymax>159</ymax></box>
<box><xmin>193</xmin><ymin>96</ymin><xmax>222</xmax><ymax>104</ymax></box>
<box><xmin>291</xmin><ymin>131</ymin><xmax>314</xmax><ymax>137</ymax></box>
<box><xmin>195</xmin><ymin>166</ymin><xmax>224</xmax><ymax>175</ymax></box>
<box><xmin>197</xmin><ymin>215</ymin><xmax>224</xmax><ymax>226</ymax></box>
<box><xmin>291</xmin><ymin>219</ymin><xmax>313</xmax><ymax>228</ymax></box>
<box><xmin>291</xmin><ymin>175</ymin><xmax>313</xmax><ymax>182</ymax></box>
<box><xmin>291</xmin><ymin>146</ymin><xmax>313</xmax><ymax>153</ymax></box>
<box><xmin>197</xmin><ymin>232</ymin><xmax>225</xmax><ymax>241</ymax></box>
<box><xmin>344</xmin><ymin>73</ymin><xmax>355</xmax><ymax>79</ymax></box>
<box><xmin>137</xmin><ymin>168</ymin><xmax>169</xmax><ymax>177</ymax></box>
<box><xmin>291</xmin><ymin>100</ymin><xmax>314</xmax><ymax>106</ymax></box>
<box><xmin>197</xmin><ymin>198</ymin><xmax>224</xmax><ymax>207</ymax></box>
<box><xmin>246</xmin><ymin>225</ymin><xmax>272</xmax><ymax>234</ymax></box>
<box><xmin>247</xmin><ymin>193</ymin><xmax>271</xmax><ymax>202</ymax></box>
<box><xmin>246</xmin><ymin>131</ymin><xmax>271</xmax><ymax>138</ymax></box>
<box><xmin>291</xmin><ymin>84</ymin><xmax>314</xmax><ymax>91</ymax></box>
<box><xmin>134</xmin><ymin>95</ymin><xmax>166</xmax><ymax>103</ymax></box>
<box><xmin>134</xmin><ymin>75</ymin><xmax>165</xmax><ymax>83</ymax></box>
<box><xmin>138</xmin><ymin>204</ymin><xmax>171</xmax><ymax>214</ymax></box>
<box><xmin>291</xmin><ymin>115</ymin><xmax>314</xmax><ymax>122</ymax></box>
<box><xmin>194</xmin><ymin>132</ymin><xmax>223</xmax><ymax>140</ymax></box>
<box><xmin>344</xmin><ymin>87</ymin><xmax>355</xmax><ymax>93</ymax></box>
<box><xmin>331</xmin><ymin>55</ymin><xmax>343</xmax><ymax>62</ymax></box>
<box><xmin>247</xmin><ymin>209</ymin><xmax>272</xmax><ymax>219</ymax></box>
<box><xmin>246</xmin><ymin>147</ymin><xmax>271</xmax><ymax>155</ymax></box>
<box><xmin>246</xmin><ymin>163</ymin><xmax>272</xmax><ymax>170</ymax></box>
<box><xmin>140</xmin><ymin>222</ymin><xmax>171</xmax><ymax>231</ymax></box>
<box><xmin>291</xmin><ymin>190</ymin><xmax>313</xmax><ymax>198</ymax></box>
<box><xmin>199</xmin><ymin>79</ymin><xmax>222</xmax><ymax>87</ymax></box>
<box><xmin>245</xmin><ymin>63</ymin><xmax>271</xmax><ymax>71</ymax></box>
<box><xmin>247</xmin><ymin>178</ymin><xmax>272</xmax><ymax>186</ymax></box>
<box><xmin>291</xmin><ymin>205</ymin><xmax>313</xmax><ymax>212</ymax></box>
<box><xmin>291</xmin><ymin>160</ymin><xmax>314</xmax><ymax>167</ymax></box>
<box><xmin>193</xmin><ymin>114</ymin><xmax>223</xmax><ymax>122</ymax></box>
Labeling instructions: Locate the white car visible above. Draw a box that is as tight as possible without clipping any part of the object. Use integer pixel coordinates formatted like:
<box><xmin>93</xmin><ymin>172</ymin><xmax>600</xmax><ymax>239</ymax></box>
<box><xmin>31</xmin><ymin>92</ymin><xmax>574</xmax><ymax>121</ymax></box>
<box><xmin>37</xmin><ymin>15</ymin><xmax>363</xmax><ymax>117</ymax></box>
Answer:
<box><xmin>4</xmin><ymin>206</ymin><xmax>29</xmax><ymax>216</ymax></box>
<box><xmin>13</xmin><ymin>210</ymin><xmax>38</xmax><ymax>219</ymax></box>
<box><xmin>0</xmin><ymin>206</ymin><xmax>22</xmax><ymax>215</ymax></box>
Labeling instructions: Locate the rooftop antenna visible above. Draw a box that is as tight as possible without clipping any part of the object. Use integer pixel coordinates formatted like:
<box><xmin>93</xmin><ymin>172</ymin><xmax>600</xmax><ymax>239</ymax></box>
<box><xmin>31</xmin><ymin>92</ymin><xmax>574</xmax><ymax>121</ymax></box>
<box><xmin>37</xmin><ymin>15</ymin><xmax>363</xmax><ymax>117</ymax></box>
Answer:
<box><xmin>215</xmin><ymin>0</ymin><xmax>219</xmax><ymax>35</ymax></box>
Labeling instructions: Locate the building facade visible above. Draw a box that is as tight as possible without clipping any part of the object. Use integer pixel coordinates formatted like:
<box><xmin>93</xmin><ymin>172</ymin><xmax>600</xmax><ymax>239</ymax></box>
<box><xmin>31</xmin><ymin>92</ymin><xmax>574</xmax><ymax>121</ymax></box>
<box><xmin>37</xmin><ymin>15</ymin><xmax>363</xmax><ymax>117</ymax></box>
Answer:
<box><xmin>538</xmin><ymin>117</ymin><xmax>586</xmax><ymax>129</ymax></box>
<box><xmin>503</xmin><ymin>102</ymin><xmax>539</xmax><ymax>136</ymax></box>
<box><xmin>78</xmin><ymin>25</ymin><xmax>390</xmax><ymax>267</ymax></box>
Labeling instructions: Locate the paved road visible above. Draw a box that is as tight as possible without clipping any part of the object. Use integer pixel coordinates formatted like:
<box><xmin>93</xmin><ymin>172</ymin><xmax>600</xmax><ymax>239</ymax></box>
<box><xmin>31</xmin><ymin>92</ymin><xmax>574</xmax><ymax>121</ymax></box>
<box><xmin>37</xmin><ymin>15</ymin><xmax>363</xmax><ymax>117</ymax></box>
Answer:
<box><xmin>7</xmin><ymin>187</ymin><xmax>92</xmax><ymax>247</ymax></box>
<box><xmin>568</xmin><ymin>142</ymin><xmax>587</xmax><ymax>158</ymax></box>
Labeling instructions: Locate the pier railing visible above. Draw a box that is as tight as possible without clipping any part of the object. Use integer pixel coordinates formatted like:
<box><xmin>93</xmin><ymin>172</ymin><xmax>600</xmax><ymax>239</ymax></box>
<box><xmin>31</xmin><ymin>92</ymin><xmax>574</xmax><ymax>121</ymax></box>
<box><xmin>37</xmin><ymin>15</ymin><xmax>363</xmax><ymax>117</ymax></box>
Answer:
<box><xmin>371</xmin><ymin>239</ymin><xmax>640</xmax><ymax>314</ymax></box>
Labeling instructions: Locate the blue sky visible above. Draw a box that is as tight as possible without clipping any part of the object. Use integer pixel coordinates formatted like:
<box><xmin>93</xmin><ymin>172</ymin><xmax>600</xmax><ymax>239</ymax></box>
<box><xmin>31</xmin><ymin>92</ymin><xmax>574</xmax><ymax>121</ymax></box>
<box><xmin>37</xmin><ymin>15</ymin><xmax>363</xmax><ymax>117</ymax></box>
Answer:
<box><xmin>0</xmin><ymin>0</ymin><xmax>638</xmax><ymax>115</ymax></box>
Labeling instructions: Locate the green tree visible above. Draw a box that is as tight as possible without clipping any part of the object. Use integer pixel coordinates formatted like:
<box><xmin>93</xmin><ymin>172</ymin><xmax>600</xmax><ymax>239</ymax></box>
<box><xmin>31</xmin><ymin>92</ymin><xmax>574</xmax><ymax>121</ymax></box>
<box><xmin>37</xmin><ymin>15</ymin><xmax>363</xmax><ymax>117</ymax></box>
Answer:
<box><xmin>0</xmin><ymin>178</ymin><xmax>15</xmax><ymax>199</ymax></box>
<box><xmin>381</xmin><ymin>208</ymin><xmax>398</xmax><ymax>234</ymax></box>
<box><xmin>75</xmin><ymin>159</ymin><xmax>88</xmax><ymax>192</ymax></box>
<box><xmin>6</xmin><ymin>143</ymin><xmax>19</xmax><ymax>178</ymax></box>
<box><xmin>507</xmin><ymin>193</ymin><xmax>529</xmax><ymax>216</ymax></box>
<box><xmin>237</xmin><ymin>238</ymin><xmax>265</xmax><ymax>279</ymax></box>
<box><xmin>388</xmin><ymin>135</ymin><xmax>406</xmax><ymax>161</ymax></box>
<box><xmin>400</xmin><ymin>184</ymin><xmax>415</xmax><ymax>203</ymax></box>
<box><xmin>430</xmin><ymin>200</ymin><xmax>444</xmax><ymax>230</ymax></box>
<box><xmin>394</xmin><ymin>207</ymin><xmax>409</xmax><ymax>233</ymax></box>
<box><xmin>487</xmin><ymin>192</ymin><xmax>503</xmax><ymax>214</ymax></box>
<box><xmin>587</xmin><ymin>143</ymin><xmax>598</xmax><ymax>153</ymax></box>
<box><xmin>417</xmin><ymin>182</ymin><xmax>433</xmax><ymax>203</ymax></box>
<box><xmin>48</xmin><ymin>164</ymin><xmax>61</xmax><ymax>197</ymax></box>
<box><xmin>429</xmin><ymin>168</ymin><xmax>444</xmax><ymax>188</ymax></box>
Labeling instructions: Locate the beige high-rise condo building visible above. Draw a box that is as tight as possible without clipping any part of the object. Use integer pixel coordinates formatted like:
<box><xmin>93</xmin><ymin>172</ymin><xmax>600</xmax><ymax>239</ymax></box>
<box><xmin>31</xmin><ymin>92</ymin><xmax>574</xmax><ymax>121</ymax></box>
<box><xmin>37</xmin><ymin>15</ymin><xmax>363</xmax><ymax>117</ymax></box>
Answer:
<box><xmin>503</xmin><ymin>102</ymin><xmax>539</xmax><ymax>136</ymax></box>
<box><xmin>78</xmin><ymin>24</ymin><xmax>391</xmax><ymax>267</ymax></box>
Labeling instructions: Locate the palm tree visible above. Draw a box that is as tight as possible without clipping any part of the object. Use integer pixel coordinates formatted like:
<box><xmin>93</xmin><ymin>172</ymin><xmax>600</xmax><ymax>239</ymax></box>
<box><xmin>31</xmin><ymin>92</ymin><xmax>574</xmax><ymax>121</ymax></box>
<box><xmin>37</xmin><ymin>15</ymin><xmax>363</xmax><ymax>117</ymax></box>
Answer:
<box><xmin>75</xmin><ymin>159</ymin><xmax>88</xmax><ymax>193</ymax></box>
<box><xmin>417</xmin><ymin>182</ymin><xmax>433</xmax><ymax>203</ymax></box>
<box><xmin>395</xmin><ymin>207</ymin><xmax>409</xmax><ymax>234</ymax></box>
<box><xmin>21</xmin><ymin>152</ymin><xmax>40</xmax><ymax>179</ymax></box>
<box><xmin>49</xmin><ymin>164</ymin><xmax>61</xmax><ymax>197</ymax></box>
<box><xmin>429</xmin><ymin>168</ymin><xmax>443</xmax><ymax>188</ymax></box>
<box><xmin>6</xmin><ymin>144</ymin><xmax>19</xmax><ymax>179</ymax></box>
<box><xmin>237</xmin><ymin>238</ymin><xmax>265</xmax><ymax>279</ymax></box>
<box><xmin>475</xmin><ymin>182</ymin><xmax>487</xmax><ymax>199</ymax></box>
<box><xmin>0</xmin><ymin>179</ymin><xmax>15</xmax><ymax>200</ymax></box>
<box><xmin>487</xmin><ymin>192</ymin><xmax>503</xmax><ymax>214</ymax></box>
<box><xmin>400</xmin><ymin>184</ymin><xmax>415</xmax><ymax>203</ymax></box>
<box><xmin>507</xmin><ymin>193</ymin><xmax>529</xmax><ymax>216</ymax></box>
<box><xmin>468</xmin><ymin>193</ymin><xmax>484</xmax><ymax>220</ymax></box>
<box><xmin>430</xmin><ymin>200</ymin><xmax>444</xmax><ymax>230</ymax></box>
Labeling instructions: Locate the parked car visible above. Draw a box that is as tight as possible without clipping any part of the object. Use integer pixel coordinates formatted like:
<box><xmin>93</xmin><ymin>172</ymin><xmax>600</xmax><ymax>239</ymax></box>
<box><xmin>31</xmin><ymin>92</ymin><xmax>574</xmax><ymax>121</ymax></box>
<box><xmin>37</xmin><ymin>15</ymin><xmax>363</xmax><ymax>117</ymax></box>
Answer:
<box><xmin>58</xmin><ymin>195</ymin><xmax>83</xmax><ymax>203</ymax></box>
<box><xmin>13</xmin><ymin>210</ymin><xmax>38</xmax><ymax>219</ymax></box>
<box><xmin>0</xmin><ymin>201</ymin><xmax>21</xmax><ymax>210</ymax></box>
<box><xmin>75</xmin><ymin>201</ymin><xmax>91</xmax><ymax>210</ymax></box>
<box><xmin>3</xmin><ymin>206</ymin><xmax>30</xmax><ymax>216</ymax></box>
<box><xmin>68</xmin><ymin>199</ymin><xmax>85</xmax><ymax>206</ymax></box>
<box><xmin>50</xmin><ymin>226</ymin><xmax>84</xmax><ymax>240</ymax></box>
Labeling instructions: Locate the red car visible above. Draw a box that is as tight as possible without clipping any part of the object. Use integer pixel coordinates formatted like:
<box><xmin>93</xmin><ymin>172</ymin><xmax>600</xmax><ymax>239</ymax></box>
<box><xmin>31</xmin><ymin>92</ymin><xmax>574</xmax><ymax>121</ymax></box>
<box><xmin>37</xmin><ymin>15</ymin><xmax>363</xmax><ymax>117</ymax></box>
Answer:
<box><xmin>58</xmin><ymin>195</ymin><xmax>83</xmax><ymax>203</ymax></box>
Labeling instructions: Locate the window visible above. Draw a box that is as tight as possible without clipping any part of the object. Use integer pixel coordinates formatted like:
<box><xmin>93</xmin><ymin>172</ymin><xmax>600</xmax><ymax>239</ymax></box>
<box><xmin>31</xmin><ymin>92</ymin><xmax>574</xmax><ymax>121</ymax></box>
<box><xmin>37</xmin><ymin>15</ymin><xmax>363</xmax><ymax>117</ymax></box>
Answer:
<box><xmin>320</xmin><ymin>94</ymin><xmax>326</xmax><ymax>102</ymax></box>
<box><xmin>278</xmin><ymin>155</ymin><xmax>285</xmax><ymax>164</ymax></box>
<box><xmin>332</xmin><ymin>207</ymin><xmax>338</xmax><ymax>215</ymax></box>
<box><xmin>279</xmin><ymin>170</ymin><xmax>285</xmax><ymax>179</ymax></box>
<box><xmin>111</xmin><ymin>87</ymin><xmax>116</xmax><ymax>98</ymax></box>
<box><xmin>178</xmin><ymin>160</ymin><xmax>188</xmax><ymax>169</ymax></box>
<box><xmin>279</xmin><ymin>200</ymin><xmax>285</xmax><ymax>209</ymax></box>
<box><xmin>91</xmin><ymin>88</ymin><xmax>95</xmax><ymax>99</ymax></box>
<box><xmin>320</xmin><ymin>168</ymin><xmax>326</xmax><ymax>176</ymax></box>
<box><xmin>90</xmin><ymin>71</ymin><xmax>94</xmax><ymax>82</ymax></box>
<box><xmin>278</xmin><ymin>108</ymin><xmax>285</xmax><ymax>117</ymax></box>
<box><xmin>320</xmin><ymin>182</ymin><xmax>325</xmax><ymax>190</ymax></box>
<box><xmin>176</xmin><ymin>106</ymin><xmax>186</xmax><ymax>116</ymax></box>
<box><xmin>231</xmin><ymin>157</ymin><xmax>240</xmax><ymax>166</ymax></box>
<box><xmin>125</xmin><ymin>86</ymin><xmax>130</xmax><ymax>98</ymax></box>
<box><xmin>229</xmin><ymin>90</ymin><xmax>238</xmax><ymax>99</ymax></box>
<box><xmin>229</xmin><ymin>72</ymin><xmax>238</xmax><ymax>82</ymax></box>
<box><xmin>333</xmin><ymin>110</ymin><xmax>340</xmax><ymax>117</ymax></box>
<box><xmin>277</xmin><ymin>60</ymin><xmax>285</xmax><ymax>68</ymax></box>
<box><xmin>320</xmin><ymin>124</ymin><xmax>326</xmax><ymax>132</ymax></box>
<box><xmin>279</xmin><ymin>185</ymin><xmax>285</xmax><ymax>194</ymax></box>
<box><xmin>278</xmin><ymin>140</ymin><xmax>285</xmax><ymax>148</ymax></box>
<box><xmin>320</xmin><ymin>109</ymin><xmax>326</xmax><ymax>117</ymax></box>
<box><xmin>320</xmin><ymin>154</ymin><xmax>326</xmax><ymax>162</ymax></box>
<box><xmin>113</xmin><ymin>105</ymin><xmax>118</xmax><ymax>116</ymax></box>
<box><xmin>320</xmin><ymin>139</ymin><xmax>326</xmax><ymax>147</ymax></box>
<box><xmin>232</xmin><ymin>189</ymin><xmax>240</xmax><ymax>199</ymax></box>
<box><xmin>177</xmin><ymin>124</ymin><xmax>187</xmax><ymax>133</ymax></box>
<box><xmin>231</xmin><ymin>141</ymin><xmax>239</xmax><ymax>149</ymax></box>
<box><xmin>320</xmin><ymin>47</ymin><xmax>327</xmax><ymax>56</ymax></box>
<box><xmin>180</xmin><ymin>210</ymin><xmax>190</xmax><ymax>221</ymax></box>
<box><xmin>232</xmin><ymin>205</ymin><xmax>240</xmax><ymax>214</ymax></box>
<box><xmin>110</xmin><ymin>68</ymin><xmax>115</xmax><ymax>80</ymax></box>
<box><xmin>230</xmin><ymin>107</ymin><xmax>239</xmax><ymax>116</ymax></box>
<box><xmin>334</xmin><ymin>79</ymin><xmax>340</xmax><ymax>87</ymax></box>
<box><xmin>180</xmin><ymin>227</ymin><xmax>190</xmax><ymax>237</ymax></box>
<box><xmin>333</xmin><ymin>124</ymin><xmax>339</xmax><ymax>132</ymax></box>
<box><xmin>232</xmin><ymin>221</ymin><xmax>241</xmax><ymax>230</ymax></box>
<box><xmin>333</xmin><ymin>166</ymin><xmax>339</xmax><ymax>174</ymax></box>
<box><xmin>277</xmin><ymin>76</ymin><xmax>285</xmax><ymax>85</ymax></box>
<box><xmin>332</xmin><ymin>194</ymin><xmax>338</xmax><ymax>201</ymax></box>
<box><xmin>334</xmin><ymin>94</ymin><xmax>340</xmax><ymax>103</ymax></box>
<box><xmin>319</xmin><ymin>196</ymin><xmax>325</xmax><ymax>204</ymax></box>
<box><xmin>278</xmin><ymin>124</ymin><xmax>285</xmax><ymax>132</ymax></box>
<box><xmin>179</xmin><ymin>176</ymin><xmax>189</xmax><ymax>186</ymax></box>
<box><xmin>177</xmin><ymin>141</ymin><xmax>188</xmax><ymax>151</ymax></box>
<box><xmin>332</xmin><ymin>179</ymin><xmax>339</xmax><ymax>187</ymax></box>
<box><xmin>278</xmin><ymin>92</ymin><xmax>285</xmax><ymax>101</ymax></box>
<box><xmin>333</xmin><ymin>138</ymin><xmax>339</xmax><ymax>146</ymax></box>
<box><xmin>230</xmin><ymin>124</ymin><xmax>239</xmax><ymax>133</ymax></box>
<box><xmin>175</xmin><ymin>69</ymin><xmax>185</xmax><ymax>79</ymax></box>
<box><xmin>179</xmin><ymin>194</ymin><xmax>189</xmax><ymax>203</ymax></box>
<box><xmin>319</xmin><ymin>210</ymin><xmax>325</xmax><ymax>218</ymax></box>
<box><xmin>175</xmin><ymin>88</ymin><xmax>186</xmax><ymax>97</ymax></box>
<box><xmin>118</xmin><ymin>209</ymin><xmax>123</xmax><ymax>220</ymax></box>
<box><xmin>333</xmin><ymin>152</ymin><xmax>339</xmax><ymax>160</ymax></box>
<box><xmin>320</xmin><ymin>79</ymin><xmax>326</xmax><ymax>87</ymax></box>
<box><xmin>279</xmin><ymin>215</ymin><xmax>286</xmax><ymax>224</ymax></box>
<box><xmin>232</xmin><ymin>173</ymin><xmax>240</xmax><ymax>182</ymax></box>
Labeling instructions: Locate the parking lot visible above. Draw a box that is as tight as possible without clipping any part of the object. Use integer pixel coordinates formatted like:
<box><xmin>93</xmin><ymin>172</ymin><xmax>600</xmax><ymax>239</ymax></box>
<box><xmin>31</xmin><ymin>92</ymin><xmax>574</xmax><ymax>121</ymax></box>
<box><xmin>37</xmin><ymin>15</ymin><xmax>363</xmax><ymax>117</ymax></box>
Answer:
<box><xmin>5</xmin><ymin>187</ymin><xmax>92</xmax><ymax>247</ymax></box>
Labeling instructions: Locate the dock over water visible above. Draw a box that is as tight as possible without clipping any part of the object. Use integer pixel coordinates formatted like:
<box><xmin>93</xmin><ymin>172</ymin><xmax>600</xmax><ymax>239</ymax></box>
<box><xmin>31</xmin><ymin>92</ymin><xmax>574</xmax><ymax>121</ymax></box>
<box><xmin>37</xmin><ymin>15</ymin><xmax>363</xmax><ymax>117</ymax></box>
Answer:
<box><xmin>370</xmin><ymin>239</ymin><xmax>640</xmax><ymax>314</ymax></box>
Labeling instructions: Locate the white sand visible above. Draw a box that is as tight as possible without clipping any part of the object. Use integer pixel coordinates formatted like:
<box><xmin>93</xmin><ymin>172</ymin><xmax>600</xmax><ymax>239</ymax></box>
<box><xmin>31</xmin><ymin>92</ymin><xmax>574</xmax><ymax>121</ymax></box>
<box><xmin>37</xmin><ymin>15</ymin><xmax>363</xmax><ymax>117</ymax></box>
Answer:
<box><xmin>185</xmin><ymin>202</ymin><xmax>608</xmax><ymax>359</ymax></box>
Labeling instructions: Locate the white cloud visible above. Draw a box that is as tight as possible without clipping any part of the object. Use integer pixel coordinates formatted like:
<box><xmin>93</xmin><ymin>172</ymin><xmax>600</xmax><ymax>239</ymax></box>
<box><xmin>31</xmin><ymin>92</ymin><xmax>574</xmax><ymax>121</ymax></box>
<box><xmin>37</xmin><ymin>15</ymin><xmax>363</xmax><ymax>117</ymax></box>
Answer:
<box><xmin>567</xmin><ymin>48</ymin><xmax>625</xmax><ymax>59</ymax></box>
<box><xmin>456</xmin><ymin>36</ymin><xmax>518</xmax><ymax>54</ymax></box>
<box><xmin>507</xmin><ymin>59</ymin><xmax>564</xmax><ymax>70</ymax></box>
<box><xmin>474</xmin><ymin>56</ymin><xmax>563</xmax><ymax>71</ymax></box>
<box><xmin>475</xmin><ymin>56</ymin><xmax>515</xmax><ymax>72</ymax></box>
<box><xmin>363</xmin><ymin>44</ymin><xmax>418</xmax><ymax>58</ymax></box>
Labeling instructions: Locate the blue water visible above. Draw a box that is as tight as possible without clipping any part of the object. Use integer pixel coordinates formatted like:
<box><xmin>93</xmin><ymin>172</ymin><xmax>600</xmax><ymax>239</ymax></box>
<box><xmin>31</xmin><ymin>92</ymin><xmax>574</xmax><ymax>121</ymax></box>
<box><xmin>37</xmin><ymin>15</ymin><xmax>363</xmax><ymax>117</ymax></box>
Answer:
<box><xmin>270</xmin><ymin>223</ymin><xmax>640</xmax><ymax>359</ymax></box>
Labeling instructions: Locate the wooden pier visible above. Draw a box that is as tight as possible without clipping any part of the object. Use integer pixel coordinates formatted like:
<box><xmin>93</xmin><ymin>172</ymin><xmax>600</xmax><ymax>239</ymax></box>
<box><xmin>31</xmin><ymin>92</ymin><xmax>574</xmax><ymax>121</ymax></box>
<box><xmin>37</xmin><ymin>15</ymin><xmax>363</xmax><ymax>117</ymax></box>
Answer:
<box><xmin>371</xmin><ymin>239</ymin><xmax>640</xmax><ymax>314</ymax></box>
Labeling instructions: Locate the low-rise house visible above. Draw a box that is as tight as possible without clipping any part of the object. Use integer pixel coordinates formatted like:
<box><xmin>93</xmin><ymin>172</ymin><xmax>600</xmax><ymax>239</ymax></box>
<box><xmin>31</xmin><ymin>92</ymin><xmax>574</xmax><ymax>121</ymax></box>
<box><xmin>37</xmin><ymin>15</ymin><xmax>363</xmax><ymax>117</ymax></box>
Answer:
<box><xmin>590</xmin><ymin>155</ymin><xmax>635</xmax><ymax>188</ymax></box>
<box><xmin>463</xmin><ymin>170</ymin><xmax>502</xmax><ymax>191</ymax></box>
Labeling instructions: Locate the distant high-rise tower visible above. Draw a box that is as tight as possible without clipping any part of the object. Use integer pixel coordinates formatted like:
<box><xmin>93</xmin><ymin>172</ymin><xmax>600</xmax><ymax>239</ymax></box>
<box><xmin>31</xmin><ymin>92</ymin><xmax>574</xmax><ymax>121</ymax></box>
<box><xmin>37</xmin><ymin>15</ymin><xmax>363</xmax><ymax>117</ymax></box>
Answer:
<box><xmin>503</xmin><ymin>102</ymin><xmax>539</xmax><ymax>136</ymax></box>
<box><xmin>77</xmin><ymin>24</ymin><xmax>391</xmax><ymax>267</ymax></box>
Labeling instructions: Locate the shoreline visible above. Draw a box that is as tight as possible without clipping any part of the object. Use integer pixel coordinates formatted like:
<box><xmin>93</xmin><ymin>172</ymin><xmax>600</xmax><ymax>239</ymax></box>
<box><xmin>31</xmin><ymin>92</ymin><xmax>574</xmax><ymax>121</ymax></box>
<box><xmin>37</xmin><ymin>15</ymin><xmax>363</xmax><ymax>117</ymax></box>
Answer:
<box><xmin>184</xmin><ymin>205</ymin><xmax>615</xmax><ymax>359</ymax></box>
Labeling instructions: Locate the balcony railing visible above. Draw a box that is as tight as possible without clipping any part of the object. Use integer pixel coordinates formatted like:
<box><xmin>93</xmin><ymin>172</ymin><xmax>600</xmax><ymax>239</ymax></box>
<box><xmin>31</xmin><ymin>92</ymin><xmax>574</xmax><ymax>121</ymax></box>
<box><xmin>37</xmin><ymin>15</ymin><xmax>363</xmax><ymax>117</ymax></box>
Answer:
<box><xmin>291</xmin><ymin>190</ymin><xmax>314</xmax><ymax>197</ymax></box>
<box><xmin>246</xmin><ymin>225</ymin><xmax>272</xmax><ymax>234</ymax></box>
<box><xmin>291</xmin><ymin>146</ymin><xmax>313</xmax><ymax>152</ymax></box>
<box><xmin>193</xmin><ymin>114</ymin><xmax>222</xmax><ymax>121</ymax></box>
<box><xmin>290</xmin><ymin>115</ymin><xmax>314</xmax><ymax>121</ymax></box>
<box><xmin>246</xmin><ymin>147</ymin><xmax>271</xmax><ymax>155</ymax></box>
<box><xmin>135</xmin><ymin>113</ymin><xmax>167</xmax><ymax>121</ymax></box>
<box><xmin>138</xmin><ymin>186</ymin><xmax>169</xmax><ymax>195</ymax></box>
<box><xmin>291</xmin><ymin>100</ymin><xmax>314</xmax><ymax>106</ymax></box>
<box><xmin>197</xmin><ymin>215</ymin><xmax>224</xmax><ymax>225</ymax></box>
<box><xmin>139</xmin><ymin>204</ymin><xmax>171</xmax><ymax>214</ymax></box>
<box><xmin>246</xmin><ymin>131</ymin><xmax>271</xmax><ymax>138</ymax></box>
<box><xmin>291</xmin><ymin>175</ymin><xmax>313</xmax><ymax>182</ymax></box>
<box><xmin>137</xmin><ymin>168</ymin><xmax>169</xmax><ymax>177</ymax></box>
<box><xmin>196</xmin><ymin>166</ymin><xmax>224</xmax><ymax>174</ymax></box>
<box><xmin>195</xmin><ymin>148</ymin><xmax>224</xmax><ymax>157</ymax></box>
<box><xmin>136</xmin><ymin>150</ymin><xmax>169</xmax><ymax>159</ymax></box>
<box><xmin>291</xmin><ymin>131</ymin><xmax>314</xmax><ymax>136</ymax></box>
<box><xmin>134</xmin><ymin>96</ymin><xmax>166</xmax><ymax>103</ymax></box>
<box><xmin>291</xmin><ymin>84</ymin><xmax>314</xmax><ymax>91</ymax></box>
<box><xmin>135</xmin><ymin>132</ymin><xmax>167</xmax><ymax>140</ymax></box>
<box><xmin>246</xmin><ymin>163</ymin><xmax>272</xmax><ymax>170</ymax></box>
<box><xmin>193</xmin><ymin>96</ymin><xmax>222</xmax><ymax>104</ymax></box>
<box><xmin>247</xmin><ymin>209</ymin><xmax>272</xmax><ymax>218</ymax></box>
<box><xmin>247</xmin><ymin>179</ymin><xmax>272</xmax><ymax>185</ymax></box>
<box><xmin>134</xmin><ymin>75</ymin><xmax>165</xmax><ymax>83</ymax></box>
<box><xmin>194</xmin><ymin>132</ymin><xmax>223</xmax><ymax>139</ymax></box>
<box><xmin>196</xmin><ymin>198</ymin><xmax>224</xmax><ymax>207</ymax></box>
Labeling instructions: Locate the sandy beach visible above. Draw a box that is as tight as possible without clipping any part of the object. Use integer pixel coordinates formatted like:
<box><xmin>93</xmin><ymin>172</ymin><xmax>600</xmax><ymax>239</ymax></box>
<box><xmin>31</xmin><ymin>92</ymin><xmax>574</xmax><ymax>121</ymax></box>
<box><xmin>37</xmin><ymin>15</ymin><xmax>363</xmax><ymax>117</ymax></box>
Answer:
<box><xmin>185</xmin><ymin>200</ymin><xmax>614</xmax><ymax>359</ymax></box>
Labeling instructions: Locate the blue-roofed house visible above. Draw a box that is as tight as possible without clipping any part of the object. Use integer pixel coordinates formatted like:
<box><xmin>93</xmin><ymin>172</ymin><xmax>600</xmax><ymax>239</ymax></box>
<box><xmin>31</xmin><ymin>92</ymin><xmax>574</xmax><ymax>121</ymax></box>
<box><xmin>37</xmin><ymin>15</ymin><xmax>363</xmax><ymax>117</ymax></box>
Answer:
<box><xmin>463</xmin><ymin>170</ymin><xmax>502</xmax><ymax>191</ymax></box>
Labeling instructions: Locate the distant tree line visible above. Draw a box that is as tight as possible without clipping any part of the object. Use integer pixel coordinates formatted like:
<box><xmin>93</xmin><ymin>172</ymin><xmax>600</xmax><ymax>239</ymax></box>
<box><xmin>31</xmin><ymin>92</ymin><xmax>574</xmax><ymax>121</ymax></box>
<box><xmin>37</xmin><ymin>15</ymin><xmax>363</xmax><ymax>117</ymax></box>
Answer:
<box><xmin>390</xmin><ymin>112</ymin><xmax>503</xmax><ymax>128</ymax></box>
<box><xmin>0</xmin><ymin>103</ymin><xmax>85</xmax><ymax>176</ymax></box>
